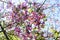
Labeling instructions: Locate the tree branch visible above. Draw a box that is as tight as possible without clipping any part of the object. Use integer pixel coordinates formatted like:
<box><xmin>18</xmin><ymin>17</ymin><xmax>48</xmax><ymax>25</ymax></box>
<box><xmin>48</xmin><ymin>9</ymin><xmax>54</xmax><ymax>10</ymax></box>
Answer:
<box><xmin>40</xmin><ymin>0</ymin><xmax>47</xmax><ymax>9</ymax></box>
<box><xmin>36</xmin><ymin>0</ymin><xmax>47</xmax><ymax>12</ymax></box>
<box><xmin>0</xmin><ymin>24</ymin><xmax>10</xmax><ymax>40</ymax></box>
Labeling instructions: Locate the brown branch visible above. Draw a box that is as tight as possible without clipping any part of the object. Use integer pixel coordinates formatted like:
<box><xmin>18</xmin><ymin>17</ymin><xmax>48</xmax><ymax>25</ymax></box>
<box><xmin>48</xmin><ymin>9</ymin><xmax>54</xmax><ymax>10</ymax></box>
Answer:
<box><xmin>0</xmin><ymin>24</ymin><xmax>10</xmax><ymax>40</ymax></box>
<box><xmin>36</xmin><ymin>0</ymin><xmax>47</xmax><ymax>12</ymax></box>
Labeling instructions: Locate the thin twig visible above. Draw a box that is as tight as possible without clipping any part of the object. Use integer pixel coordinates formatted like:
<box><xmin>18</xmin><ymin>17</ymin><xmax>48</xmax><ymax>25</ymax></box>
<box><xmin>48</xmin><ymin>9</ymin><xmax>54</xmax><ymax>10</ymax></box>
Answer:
<box><xmin>0</xmin><ymin>0</ymin><xmax>7</xmax><ymax>3</ymax></box>
<box><xmin>40</xmin><ymin>0</ymin><xmax>47</xmax><ymax>9</ymax></box>
<box><xmin>43</xmin><ymin>4</ymin><xmax>56</xmax><ymax>10</ymax></box>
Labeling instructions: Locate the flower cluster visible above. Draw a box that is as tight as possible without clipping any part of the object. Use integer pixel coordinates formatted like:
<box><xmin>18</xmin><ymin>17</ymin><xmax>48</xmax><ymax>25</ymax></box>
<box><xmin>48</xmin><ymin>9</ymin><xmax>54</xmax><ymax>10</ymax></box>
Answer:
<box><xmin>0</xmin><ymin>2</ymin><xmax>47</xmax><ymax>40</ymax></box>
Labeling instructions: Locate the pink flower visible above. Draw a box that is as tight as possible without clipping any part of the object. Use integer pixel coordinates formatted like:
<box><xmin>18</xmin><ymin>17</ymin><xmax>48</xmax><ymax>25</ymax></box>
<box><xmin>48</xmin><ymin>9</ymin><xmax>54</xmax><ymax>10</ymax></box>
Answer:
<box><xmin>14</xmin><ymin>27</ymin><xmax>21</xmax><ymax>36</ymax></box>
<box><xmin>14</xmin><ymin>27</ymin><xmax>20</xmax><ymax>32</ymax></box>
